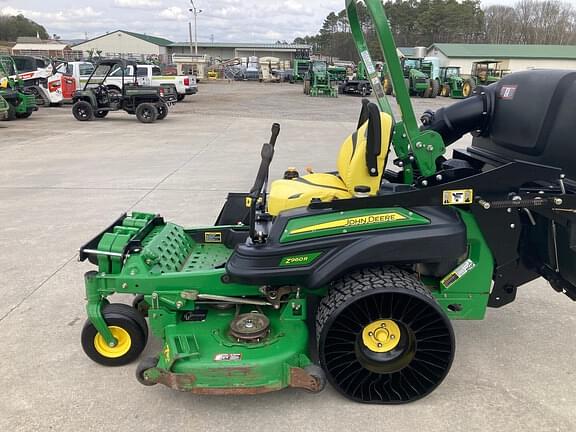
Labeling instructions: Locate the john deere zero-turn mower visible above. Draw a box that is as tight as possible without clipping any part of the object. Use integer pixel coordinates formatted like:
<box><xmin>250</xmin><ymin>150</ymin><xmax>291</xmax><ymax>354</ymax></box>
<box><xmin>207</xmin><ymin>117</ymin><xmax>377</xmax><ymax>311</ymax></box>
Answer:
<box><xmin>79</xmin><ymin>0</ymin><xmax>576</xmax><ymax>403</ymax></box>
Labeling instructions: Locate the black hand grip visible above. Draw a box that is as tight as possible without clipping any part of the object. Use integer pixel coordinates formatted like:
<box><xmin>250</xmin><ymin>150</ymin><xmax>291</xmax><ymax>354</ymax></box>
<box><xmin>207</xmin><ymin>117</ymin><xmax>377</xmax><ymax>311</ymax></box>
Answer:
<box><xmin>269</xmin><ymin>123</ymin><xmax>280</xmax><ymax>148</ymax></box>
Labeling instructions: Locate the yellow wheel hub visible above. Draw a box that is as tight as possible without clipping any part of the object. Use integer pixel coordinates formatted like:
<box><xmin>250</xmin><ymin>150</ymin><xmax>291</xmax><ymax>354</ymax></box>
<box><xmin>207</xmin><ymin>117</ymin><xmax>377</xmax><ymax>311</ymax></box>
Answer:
<box><xmin>94</xmin><ymin>326</ymin><xmax>132</xmax><ymax>358</ymax></box>
<box><xmin>362</xmin><ymin>319</ymin><xmax>401</xmax><ymax>353</ymax></box>
<box><xmin>463</xmin><ymin>83</ymin><xmax>470</xmax><ymax>97</ymax></box>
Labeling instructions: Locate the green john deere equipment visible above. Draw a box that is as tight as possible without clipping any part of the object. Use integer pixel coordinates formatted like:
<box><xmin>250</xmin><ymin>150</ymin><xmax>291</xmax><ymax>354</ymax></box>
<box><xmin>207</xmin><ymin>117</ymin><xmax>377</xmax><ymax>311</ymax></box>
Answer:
<box><xmin>303</xmin><ymin>60</ymin><xmax>337</xmax><ymax>97</ymax></box>
<box><xmin>328</xmin><ymin>65</ymin><xmax>348</xmax><ymax>82</ymax></box>
<box><xmin>79</xmin><ymin>0</ymin><xmax>576</xmax><ymax>404</ymax></box>
<box><xmin>339</xmin><ymin>61</ymin><xmax>372</xmax><ymax>96</ymax></box>
<box><xmin>72</xmin><ymin>59</ymin><xmax>176</xmax><ymax>123</ymax></box>
<box><xmin>462</xmin><ymin>60</ymin><xmax>510</xmax><ymax>98</ymax></box>
<box><xmin>0</xmin><ymin>55</ymin><xmax>38</xmax><ymax>120</ymax></box>
<box><xmin>290</xmin><ymin>48</ymin><xmax>311</xmax><ymax>83</ymax></box>
<box><xmin>0</xmin><ymin>95</ymin><xmax>9</xmax><ymax>120</ymax></box>
<box><xmin>401</xmin><ymin>56</ymin><xmax>439</xmax><ymax>98</ymax></box>
<box><xmin>439</xmin><ymin>66</ymin><xmax>464</xmax><ymax>98</ymax></box>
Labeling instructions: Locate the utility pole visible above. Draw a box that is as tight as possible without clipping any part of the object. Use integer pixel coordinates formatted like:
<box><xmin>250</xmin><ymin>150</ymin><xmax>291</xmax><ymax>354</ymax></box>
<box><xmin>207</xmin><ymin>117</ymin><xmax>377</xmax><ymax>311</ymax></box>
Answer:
<box><xmin>189</xmin><ymin>0</ymin><xmax>202</xmax><ymax>55</ymax></box>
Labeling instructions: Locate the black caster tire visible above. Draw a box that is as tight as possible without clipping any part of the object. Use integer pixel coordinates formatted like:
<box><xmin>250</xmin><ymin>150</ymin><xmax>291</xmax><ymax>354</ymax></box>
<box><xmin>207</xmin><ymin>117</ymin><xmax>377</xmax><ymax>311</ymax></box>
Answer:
<box><xmin>81</xmin><ymin>303</ymin><xmax>148</xmax><ymax>366</ymax></box>
<box><xmin>136</xmin><ymin>355</ymin><xmax>159</xmax><ymax>386</ymax></box>
<box><xmin>317</xmin><ymin>266</ymin><xmax>455</xmax><ymax>404</ymax></box>
<box><xmin>132</xmin><ymin>294</ymin><xmax>149</xmax><ymax>318</ymax></box>
<box><xmin>95</xmin><ymin>110</ymin><xmax>108</xmax><ymax>118</ymax></box>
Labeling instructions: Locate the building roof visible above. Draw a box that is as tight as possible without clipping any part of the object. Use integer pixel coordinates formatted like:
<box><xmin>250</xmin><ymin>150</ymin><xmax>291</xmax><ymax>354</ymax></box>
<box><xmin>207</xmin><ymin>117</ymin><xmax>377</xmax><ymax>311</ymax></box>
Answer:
<box><xmin>72</xmin><ymin>30</ymin><xmax>173</xmax><ymax>48</ymax></box>
<box><xmin>429</xmin><ymin>43</ymin><xmax>576</xmax><ymax>60</ymax></box>
<box><xmin>12</xmin><ymin>43</ymin><xmax>70</xmax><ymax>51</ymax></box>
<box><xmin>169</xmin><ymin>42</ymin><xmax>311</xmax><ymax>49</ymax></box>
<box><xmin>122</xmin><ymin>31</ymin><xmax>173</xmax><ymax>47</ymax></box>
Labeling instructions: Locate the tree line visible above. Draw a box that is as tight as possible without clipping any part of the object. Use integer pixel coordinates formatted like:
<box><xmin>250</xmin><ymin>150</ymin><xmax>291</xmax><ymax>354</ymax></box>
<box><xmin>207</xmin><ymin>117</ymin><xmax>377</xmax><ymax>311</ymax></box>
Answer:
<box><xmin>0</xmin><ymin>14</ymin><xmax>49</xmax><ymax>41</ymax></box>
<box><xmin>294</xmin><ymin>0</ymin><xmax>576</xmax><ymax>61</ymax></box>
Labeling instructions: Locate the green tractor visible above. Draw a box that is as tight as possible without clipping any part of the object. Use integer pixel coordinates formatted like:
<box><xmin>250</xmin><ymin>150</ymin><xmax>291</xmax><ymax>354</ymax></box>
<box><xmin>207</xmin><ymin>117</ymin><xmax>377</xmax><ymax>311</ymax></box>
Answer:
<box><xmin>0</xmin><ymin>56</ymin><xmax>38</xmax><ymax>120</ymax></box>
<box><xmin>401</xmin><ymin>57</ymin><xmax>439</xmax><ymax>98</ymax></box>
<box><xmin>72</xmin><ymin>59</ymin><xmax>176</xmax><ymax>123</ymax></box>
<box><xmin>78</xmin><ymin>0</ymin><xmax>576</xmax><ymax>404</ymax></box>
<box><xmin>438</xmin><ymin>66</ymin><xmax>464</xmax><ymax>98</ymax></box>
<box><xmin>462</xmin><ymin>60</ymin><xmax>510</xmax><ymax>98</ymax></box>
<box><xmin>303</xmin><ymin>60</ymin><xmax>337</xmax><ymax>97</ymax></box>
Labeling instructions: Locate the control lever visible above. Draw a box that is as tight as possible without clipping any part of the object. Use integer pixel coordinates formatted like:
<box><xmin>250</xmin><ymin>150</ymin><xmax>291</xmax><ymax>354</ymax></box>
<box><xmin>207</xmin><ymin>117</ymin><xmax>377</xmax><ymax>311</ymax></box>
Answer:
<box><xmin>249</xmin><ymin>123</ymin><xmax>281</xmax><ymax>242</ymax></box>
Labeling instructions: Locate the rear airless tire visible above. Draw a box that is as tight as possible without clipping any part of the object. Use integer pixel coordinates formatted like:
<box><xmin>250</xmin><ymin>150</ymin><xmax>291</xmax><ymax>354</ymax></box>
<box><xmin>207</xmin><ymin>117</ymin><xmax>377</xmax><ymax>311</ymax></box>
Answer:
<box><xmin>317</xmin><ymin>266</ymin><xmax>455</xmax><ymax>404</ymax></box>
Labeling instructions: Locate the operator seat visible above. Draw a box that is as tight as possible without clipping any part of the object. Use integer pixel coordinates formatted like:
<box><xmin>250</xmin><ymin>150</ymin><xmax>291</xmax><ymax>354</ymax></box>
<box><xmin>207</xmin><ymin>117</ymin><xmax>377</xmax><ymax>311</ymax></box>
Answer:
<box><xmin>268</xmin><ymin>100</ymin><xmax>393</xmax><ymax>216</ymax></box>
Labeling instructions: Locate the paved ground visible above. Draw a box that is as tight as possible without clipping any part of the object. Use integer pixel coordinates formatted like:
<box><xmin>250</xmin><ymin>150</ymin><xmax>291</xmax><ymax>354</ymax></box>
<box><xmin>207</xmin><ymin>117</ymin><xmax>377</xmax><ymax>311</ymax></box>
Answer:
<box><xmin>0</xmin><ymin>82</ymin><xmax>575</xmax><ymax>432</ymax></box>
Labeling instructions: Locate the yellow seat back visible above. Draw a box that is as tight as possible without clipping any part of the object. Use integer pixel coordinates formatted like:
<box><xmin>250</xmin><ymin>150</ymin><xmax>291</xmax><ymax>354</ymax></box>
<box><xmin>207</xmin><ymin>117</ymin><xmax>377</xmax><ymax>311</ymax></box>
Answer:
<box><xmin>337</xmin><ymin>112</ymin><xmax>393</xmax><ymax>195</ymax></box>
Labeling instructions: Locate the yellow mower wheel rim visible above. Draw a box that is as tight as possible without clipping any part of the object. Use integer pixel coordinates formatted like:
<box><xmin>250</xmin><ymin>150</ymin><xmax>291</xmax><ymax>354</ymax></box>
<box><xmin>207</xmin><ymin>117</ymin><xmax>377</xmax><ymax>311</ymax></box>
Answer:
<box><xmin>362</xmin><ymin>319</ymin><xmax>401</xmax><ymax>353</ymax></box>
<box><xmin>463</xmin><ymin>82</ymin><xmax>471</xmax><ymax>97</ymax></box>
<box><xmin>94</xmin><ymin>326</ymin><xmax>132</xmax><ymax>358</ymax></box>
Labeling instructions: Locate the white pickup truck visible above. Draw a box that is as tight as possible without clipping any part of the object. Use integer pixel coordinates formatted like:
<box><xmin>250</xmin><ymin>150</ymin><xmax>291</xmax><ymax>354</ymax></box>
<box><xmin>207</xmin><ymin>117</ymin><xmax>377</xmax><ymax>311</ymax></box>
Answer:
<box><xmin>66</xmin><ymin>62</ymin><xmax>198</xmax><ymax>101</ymax></box>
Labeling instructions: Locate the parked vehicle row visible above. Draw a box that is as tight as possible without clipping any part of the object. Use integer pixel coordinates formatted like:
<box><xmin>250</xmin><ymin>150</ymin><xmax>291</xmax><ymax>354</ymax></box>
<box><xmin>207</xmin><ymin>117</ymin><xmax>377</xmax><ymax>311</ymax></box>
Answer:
<box><xmin>65</xmin><ymin>61</ymin><xmax>197</xmax><ymax>102</ymax></box>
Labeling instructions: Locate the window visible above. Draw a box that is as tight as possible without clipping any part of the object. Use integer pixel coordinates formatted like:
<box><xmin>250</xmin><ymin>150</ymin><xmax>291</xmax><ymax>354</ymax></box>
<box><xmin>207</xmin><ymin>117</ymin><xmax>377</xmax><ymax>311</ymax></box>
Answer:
<box><xmin>13</xmin><ymin>57</ymin><xmax>36</xmax><ymax>73</ymax></box>
<box><xmin>109</xmin><ymin>66</ymin><xmax>124</xmax><ymax>77</ymax></box>
<box><xmin>137</xmin><ymin>67</ymin><xmax>148</xmax><ymax>77</ymax></box>
<box><xmin>151</xmin><ymin>66</ymin><xmax>162</xmax><ymax>76</ymax></box>
<box><xmin>79</xmin><ymin>63</ymin><xmax>94</xmax><ymax>77</ymax></box>
<box><xmin>35</xmin><ymin>58</ymin><xmax>49</xmax><ymax>69</ymax></box>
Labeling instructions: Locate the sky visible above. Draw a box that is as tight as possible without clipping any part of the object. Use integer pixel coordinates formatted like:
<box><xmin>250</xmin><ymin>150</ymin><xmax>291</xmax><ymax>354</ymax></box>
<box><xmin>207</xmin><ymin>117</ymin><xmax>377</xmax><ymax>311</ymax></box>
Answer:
<box><xmin>0</xmin><ymin>0</ymin><xmax>571</xmax><ymax>43</ymax></box>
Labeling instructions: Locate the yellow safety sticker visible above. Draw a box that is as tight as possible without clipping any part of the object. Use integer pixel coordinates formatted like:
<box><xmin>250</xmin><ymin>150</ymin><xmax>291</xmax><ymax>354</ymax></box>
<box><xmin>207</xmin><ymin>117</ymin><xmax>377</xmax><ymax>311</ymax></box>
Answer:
<box><xmin>442</xmin><ymin>189</ymin><xmax>473</xmax><ymax>205</ymax></box>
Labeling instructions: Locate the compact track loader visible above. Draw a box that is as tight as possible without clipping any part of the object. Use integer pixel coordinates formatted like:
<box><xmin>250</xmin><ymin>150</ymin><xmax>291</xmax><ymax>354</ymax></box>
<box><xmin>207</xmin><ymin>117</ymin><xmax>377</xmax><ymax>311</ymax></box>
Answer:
<box><xmin>79</xmin><ymin>0</ymin><xmax>576</xmax><ymax>403</ymax></box>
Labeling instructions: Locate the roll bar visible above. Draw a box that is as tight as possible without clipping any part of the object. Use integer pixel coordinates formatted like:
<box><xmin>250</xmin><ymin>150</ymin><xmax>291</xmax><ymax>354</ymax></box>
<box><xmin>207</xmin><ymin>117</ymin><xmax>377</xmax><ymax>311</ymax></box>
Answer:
<box><xmin>346</xmin><ymin>0</ymin><xmax>446</xmax><ymax>182</ymax></box>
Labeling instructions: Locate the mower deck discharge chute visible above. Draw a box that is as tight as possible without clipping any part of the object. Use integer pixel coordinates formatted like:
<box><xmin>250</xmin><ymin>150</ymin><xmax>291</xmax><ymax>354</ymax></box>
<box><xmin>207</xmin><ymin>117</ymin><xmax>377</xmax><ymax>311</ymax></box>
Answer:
<box><xmin>79</xmin><ymin>0</ymin><xmax>576</xmax><ymax>403</ymax></box>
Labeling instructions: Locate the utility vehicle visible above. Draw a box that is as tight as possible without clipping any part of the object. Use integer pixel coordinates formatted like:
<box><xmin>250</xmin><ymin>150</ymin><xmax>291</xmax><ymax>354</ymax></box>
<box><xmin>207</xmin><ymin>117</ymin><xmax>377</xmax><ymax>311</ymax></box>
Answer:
<box><xmin>71</xmin><ymin>59</ymin><xmax>176</xmax><ymax>123</ymax></box>
<box><xmin>463</xmin><ymin>60</ymin><xmax>510</xmax><ymax>97</ymax></box>
<box><xmin>78</xmin><ymin>0</ymin><xmax>576</xmax><ymax>404</ymax></box>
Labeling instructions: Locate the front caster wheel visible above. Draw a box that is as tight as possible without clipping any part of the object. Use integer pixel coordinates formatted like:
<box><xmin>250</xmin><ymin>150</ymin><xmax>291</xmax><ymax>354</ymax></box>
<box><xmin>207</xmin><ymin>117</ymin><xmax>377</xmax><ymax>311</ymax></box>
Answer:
<box><xmin>304</xmin><ymin>364</ymin><xmax>326</xmax><ymax>393</ymax></box>
<box><xmin>317</xmin><ymin>266</ymin><xmax>455</xmax><ymax>404</ymax></box>
<box><xmin>81</xmin><ymin>303</ymin><xmax>148</xmax><ymax>366</ymax></box>
<box><xmin>136</xmin><ymin>355</ymin><xmax>159</xmax><ymax>386</ymax></box>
